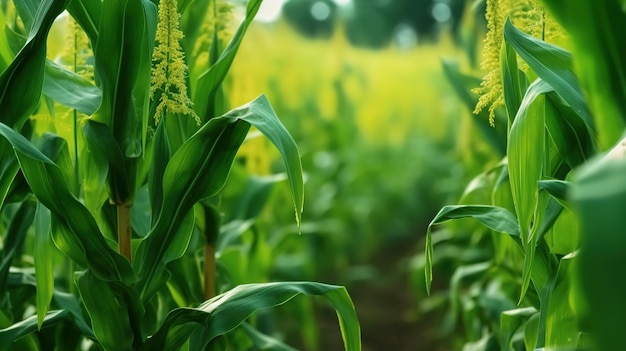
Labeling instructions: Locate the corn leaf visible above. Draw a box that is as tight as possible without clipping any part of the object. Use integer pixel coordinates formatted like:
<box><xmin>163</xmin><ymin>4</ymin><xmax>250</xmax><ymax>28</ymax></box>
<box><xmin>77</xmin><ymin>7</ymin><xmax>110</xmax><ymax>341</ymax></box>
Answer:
<box><xmin>66</xmin><ymin>0</ymin><xmax>101</xmax><ymax>43</ymax></box>
<box><xmin>570</xmin><ymin>157</ymin><xmax>626</xmax><ymax>350</ymax></box>
<box><xmin>424</xmin><ymin>205</ymin><xmax>519</xmax><ymax>294</ymax></box>
<box><xmin>34</xmin><ymin>202</ymin><xmax>54</xmax><ymax>329</ymax></box>
<box><xmin>91</xmin><ymin>0</ymin><xmax>155</xmax><ymax>204</ymax></box>
<box><xmin>545</xmin><ymin>253</ymin><xmax>578</xmax><ymax>349</ymax></box>
<box><xmin>542</xmin><ymin>0</ymin><xmax>626</xmax><ymax>149</ymax></box>
<box><xmin>43</xmin><ymin>60</ymin><xmax>101</xmax><ymax>115</ymax></box>
<box><xmin>500</xmin><ymin>38</ymin><xmax>525</xmax><ymax>125</ymax></box>
<box><xmin>508</xmin><ymin>81</ymin><xmax>546</xmax><ymax>301</ymax></box>
<box><xmin>500</xmin><ymin>307</ymin><xmax>537</xmax><ymax>351</ymax></box>
<box><xmin>140</xmin><ymin>282</ymin><xmax>360</xmax><ymax>351</ymax></box>
<box><xmin>194</xmin><ymin>0</ymin><xmax>263</xmax><ymax>121</ymax></box>
<box><xmin>147</xmin><ymin>121</ymin><xmax>170</xmax><ymax>228</ymax></box>
<box><xmin>0</xmin><ymin>201</ymin><xmax>35</xmax><ymax>297</ymax></box>
<box><xmin>0</xmin><ymin>310</ymin><xmax>70</xmax><ymax>348</ymax></box>
<box><xmin>231</xmin><ymin>95</ymin><xmax>304</xmax><ymax>226</ymax></box>
<box><xmin>0</xmin><ymin>142</ymin><xmax>19</xmax><ymax>209</ymax></box>
<box><xmin>134</xmin><ymin>110</ymin><xmax>250</xmax><ymax>301</ymax></box>
<box><xmin>135</xmin><ymin>95</ymin><xmax>303</xmax><ymax>301</ymax></box>
<box><xmin>77</xmin><ymin>270</ymin><xmax>143</xmax><ymax>351</ymax></box>
<box><xmin>0</xmin><ymin>122</ymin><xmax>134</xmax><ymax>283</ymax></box>
<box><xmin>7</xmin><ymin>270</ymin><xmax>95</xmax><ymax>339</ymax></box>
<box><xmin>0</xmin><ymin>0</ymin><xmax>68</xmax><ymax>129</ymax></box>
<box><xmin>544</xmin><ymin>94</ymin><xmax>595</xmax><ymax>169</ymax></box>
<box><xmin>503</xmin><ymin>19</ymin><xmax>592</xmax><ymax>128</ymax></box>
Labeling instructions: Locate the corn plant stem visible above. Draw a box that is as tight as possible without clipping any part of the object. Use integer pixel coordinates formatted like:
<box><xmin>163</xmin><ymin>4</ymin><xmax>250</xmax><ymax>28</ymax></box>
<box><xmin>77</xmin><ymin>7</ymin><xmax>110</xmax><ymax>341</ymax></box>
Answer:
<box><xmin>204</xmin><ymin>243</ymin><xmax>216</xmax><ymax>299</ymax></box>
<box><xmin>117</xmin><ymin>204</ymin><xmax>132</xmax><ymax>262</ymax></box>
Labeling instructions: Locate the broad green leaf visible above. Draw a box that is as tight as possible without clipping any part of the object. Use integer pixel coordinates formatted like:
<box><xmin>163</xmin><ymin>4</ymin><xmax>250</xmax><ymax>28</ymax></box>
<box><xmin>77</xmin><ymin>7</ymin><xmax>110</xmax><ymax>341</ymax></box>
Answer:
<box><xmin>0</xmin><ymin>0</ymin><xmax>69</xmax><ymax>129</ymax></box>
<box><xmin>135</xmin><ymin>95</ymin><xmax>303</xmax><ymax>301</ymax></box>
<box><xmin>77</xmin><ymin>270</ymin><xmax>143</xmax><ymax>351</ymax></box>
<box><xmin>500</xmin><ymin>307</ymin><xmax>537</xmax><ymax>351</ymax></box>
<box><xmin>544</xmin><ymin>94</ymin><xmax>595</xmax><ymax>169</ymax></box>
<box><xmin>194</xmin><ymin>0</ymin><xmax>263</xmax><ymax>121</ymax></box>
<box><xmin>508</xmin><ymin>81</ymin><xmax>546</xmax><ymax>241</ymax></box>
<box><xmin>34</xmin><ymin>202</ymin><xmax>53</xmax><ymax>329</ymax></box>
<box><xmin>524</xmin><ymin>312</ymin><xmax>540</xmax><ymax>351</ymax></box>
<box><xmin>147</xmin><ymin>121</ymin><xmax>171</xmax><ymax>227</ymax></box>
<box><xmin>0</xmin><ymin>201</ymin><xmax>35</xmax><ymax>296</ymax></box>
<box><xmin>140</xmin><ymin>282</ymin><xmax>360</xmax><ymax>351</ymax></box>
<box><xmin>0</xmin><ymin>122</ymin><xmax>134</xmax><ymax>283</ymax></box>
<box><xmin>67</xmin><ymin>0</ymin><xmax>101</xmax><ymax>43</ymax></box>
<box><xmin>442</xmin><ymin>262</ymin><xmax>492</xmax><ymax>335</ymax></box>
<box><xmin>14</xmin><ymin>0</ymin><xmax>40</xmax><ymax>30</ymax></box>
<box><xmin>570</xmin><ymin>156</ymin><xmax>626</xmax><ymax>351</ymax></box>
<box><xmin>541</xmin><ymin>0</ymin><xmax>626</xmax><ymax>150</ymax></box>
<box><xmin>0</xmin><ymin>141</ymin><xmax>19</xmax><ymax>209</ymax></box>
<box><xmin>537</xmin><ymin>180</ymin><xmax>569</xmax><ymax>203</ymax></box>
<box><xmin>82</xmin><ymin>120</ymin><xmax>131</xmax><ymax>201</ymax></box>
<box><xmin>508</xmin><ymin>85</ymin><xmax>545</xmax><ymax>302</ymax></box>
<box><xmin>546</xmin><ymin>209</ymin><xmax>579</xmax><ymax>255</ymax></box>
<box><xmin>134</xmin><ymin>109</ymin><xmax>250</xmax><ymax>301</ymax></box>
<box><xmin>545</xmin><ymin>253</ymin><xmax>579</xmax><ymax>349</ymax></box>
<box><xmin>7</xmin><ymin>270</ymin><xmax>95</xmax><ymax>339</ymax></box>
<box><xmin>43</xmin><ymin>60</ymin><xmax>101</xmax><ymax>115</ymax></box>
<box><xmin>500</xmin><ymin>38</ymin><xmax>524</xmax><ymax>125</ymax></box>
<box><xmin>38</xmin><ymin>132</ymin><xmax>75</xmax><ymax>193</ymax></box>
<box><xmin>230</xmin><ymin>174</ymin><xmax>285</xmax><ymax>221</ymax></box>
<box><xmin>230</xmin><ymin>95</ymin><xmax>304</xmax><ymax>227</ymax></box>
<box><xmin>0</xmin><ymin>310</ymin><xmax>70</xmax><ymax>348</ymax></box>
<box><xmin>503</xmin><ymin>19</ymin><xmax>592</xmax><ymax>128</ymax></box>
<box><xmin>0</xmin><ymin>10</ymin><xmax>13</xmax><ymax>69</ymax></box>
<box><xmin>424</xmin><ymin>205</ymin><xmax>519</xmax><ymax>294</ymax></box>
<box><xmin>91</xmin><ymin>0</ymin><xmax>154</xmax><ymax>204</ymax></box>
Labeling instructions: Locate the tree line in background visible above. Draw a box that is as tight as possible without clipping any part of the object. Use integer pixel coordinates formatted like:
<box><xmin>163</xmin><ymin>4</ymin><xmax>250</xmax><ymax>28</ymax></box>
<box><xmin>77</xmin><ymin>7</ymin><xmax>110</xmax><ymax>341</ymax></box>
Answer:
<box><xmin>282</xmin><ymin>0</ymin><xmax>472</xmax><ymax>47</ymax></box>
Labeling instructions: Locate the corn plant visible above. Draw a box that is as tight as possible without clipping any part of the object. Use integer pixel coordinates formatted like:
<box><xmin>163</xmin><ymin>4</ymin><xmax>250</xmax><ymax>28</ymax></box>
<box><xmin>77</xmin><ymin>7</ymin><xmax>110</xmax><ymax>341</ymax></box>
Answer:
<box><xmin>0</xmin><ymin>0</ymin><xmax>360</xmax><ymax>350</ymax></box>
<box><xmin>424</xmin><ymin>0</ymin><xmax>626</xmax><ymax>350</ymax></box>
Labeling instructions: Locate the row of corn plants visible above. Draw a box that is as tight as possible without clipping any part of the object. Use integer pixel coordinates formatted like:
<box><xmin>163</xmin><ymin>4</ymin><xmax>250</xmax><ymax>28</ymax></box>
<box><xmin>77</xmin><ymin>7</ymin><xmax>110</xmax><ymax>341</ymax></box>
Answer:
<box><xmin>0</xmin><ymin>0</ymin><xmax>361</xmax><ymax>349</ymax></box>
<box><xmin>423</xmin><ymin>0</ymin><xmax>626</xmax><ymax>350</ymax></box>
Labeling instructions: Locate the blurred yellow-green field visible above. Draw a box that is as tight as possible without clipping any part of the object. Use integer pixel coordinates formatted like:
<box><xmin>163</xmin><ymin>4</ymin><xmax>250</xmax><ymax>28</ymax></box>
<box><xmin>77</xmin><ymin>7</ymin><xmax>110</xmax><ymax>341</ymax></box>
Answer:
<box><xmin>228</xmin><ymin>20</ymin><xmax>468</xmax><ymax>144</ymax></box>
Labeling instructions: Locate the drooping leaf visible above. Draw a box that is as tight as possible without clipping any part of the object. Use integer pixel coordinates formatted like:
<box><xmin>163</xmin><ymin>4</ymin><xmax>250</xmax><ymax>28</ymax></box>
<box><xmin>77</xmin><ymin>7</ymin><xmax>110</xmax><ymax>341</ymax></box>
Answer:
<box><xmin>0</xmin><ymin>0</ymin><xmax>69</xmax><ymax>129</ymax></box>
<box><xmin>541</xmin><ymin>0</ymin><xmax>626</xmax><ymax>150</ymax></box>
<box><xmin>43</xmin><ymin>60</ymin><xmax>101</xmax><ymax>115</ymax></box>
<box><xmin>500</xmin><ymin>307</ymin><xmax>538</xmax><ymax>351</ymax></box>
<box><xmin>135</xmin><ymin>95</ymin><xmax>303</xmax><ymax>302</ymax></box>
<box><xmin>77</xmin><ymin>270</ymin><xmax>143</xmax><ymax>351</ymax></box>
<box><xmin>503</xmin><ymin>19</ymin><xmax>592</xmax><ymax>128</ymax></box>
<box><xmin>141</xmin><ymin>282</ymin><xmax>360</xmax><ymax>351</ymax></box>
<box><xmin>0</xmin><ymin>122</ymin><xmax>134</xmax><ymax>283</ymax></box>
<box><xmin>424</xmin><ymin>205</ymin><xmax>519</xmax><ymax>294</ymax></box>
<box><xmin>0</xmin><ymin>310</ymin><xmax>70</xmax><ymax>348</ymax></box>
<box><xmin>230</xmin><ymin>95</ymin><xmax>304</xmax><ymax>227</ymax></box>
<box><xmin>0</xmin><ymin>201</ymin><xmax>36</xmax><ymax>296</ymax></box>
